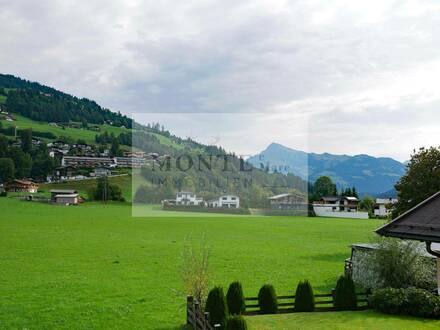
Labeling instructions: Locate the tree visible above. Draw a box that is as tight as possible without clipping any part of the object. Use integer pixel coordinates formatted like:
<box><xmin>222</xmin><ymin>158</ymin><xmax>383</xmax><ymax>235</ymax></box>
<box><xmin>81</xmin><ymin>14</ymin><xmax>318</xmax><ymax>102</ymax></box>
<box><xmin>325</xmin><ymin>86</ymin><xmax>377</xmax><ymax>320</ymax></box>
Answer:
<box><xmin>110</xmin><ymin>135</ymin><xmax>121</xmax><ymax>157</ymax></box>
<box><xmin>394</xmin><ymin>147</ymin><xmax>440</xmax><ymax>217</ymax></box>
<box><xmin>294</xmin><ymin>280</ymin><xmax>315</xmax><ymax>312</ymax></box>
<box><xmin>20</xmin><ymin>128</ymin><xmax>32</xmax><ymax>153</ymax></box>
<box><xmin>9</xmin><ymin>147</ymin><xmax>32</xmax><ymax>178</ymax></box>
<box><xmin>90</xmin><ymin>177</ymin><xmax>124</xmax><ymax>201</ymax></box>
<box><xmin>226</xmin><ymin>282</ymin><xmax>246</xmax><ymax>315</ymax></box>
<box><xmin>258</xmin><ymin>284</ymin><xmax>278</xmax><ymax>314</ymax></box>
<box><xmin>334</xmin><ymin>274</ymin><xmax>357</xmax><ymax>310</ymax></box>
<box><xmin>0</xmin><ymin>158</ymin><xmax>14</xmax><ymax>182</ymax></box>
<box><xmin>0</xmin><ymin>135</ymin><xmax>9</xmax><ymax>158</ymax></box>
<box><xmin>359</xmin><ymin>195</ymin><xmax>375</xmax><ymax>215</ymax></box>
<box><xmin>313</xmin><ymin>176</ymin><xmax>337</xmax><ymax>199</ymax></box>
<box><xmin>205</xmin><ymin>287</ymin><xmax>228</xmax><ymax>328</ymax></box>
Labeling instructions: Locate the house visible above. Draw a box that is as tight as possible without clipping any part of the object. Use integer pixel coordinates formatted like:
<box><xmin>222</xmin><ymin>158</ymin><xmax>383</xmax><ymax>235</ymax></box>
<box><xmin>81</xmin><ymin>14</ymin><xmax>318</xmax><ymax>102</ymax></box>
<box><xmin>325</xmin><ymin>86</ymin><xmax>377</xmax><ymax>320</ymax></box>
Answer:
<box><xmin>61</xmin><ymin>156</ymin><xmax>116</xmax><ymax>168</ymax></box>
<box><xmin>50</xmin><ymin>189</ymin><xmax>78</xmax><ymax>202</ymax></box>
<box><xmin>5</xmin><ymin>180</ymin><xmax>39</xmax><ymax>193</ymax></box>
<box><xmin>374</xmin><ymin>198</ymin><xmax>398</xmax><ymax>217</ymax></box>
<box><xmin>208</xmin><ymin>195</ymin><xmax>240</xmax><ymax>208</ymax></box>
<box><xmin>268</xmin><ymin>193</ymin><xmax>306</xmax><ymax>210</ymax></box>
<box><xmin>114</xmin><ymin>157</ymin><xmax>146</xmax><ymax>168</ymax></box>
<box><xmin>313</xmin><ymin>196</ymin><xmax>368</xmax><ymax>219</ymax></box>
<box><xmin>175</xmin><ymin>191</ymin><xmax>204</xmax><ymax>206</ymax></box>
<box><xmin>47</xmin><ymin>166</ymin><xmax>76</xmax><ymax>182</ymax></box>
<box><xmin>93</xmin><ymin>167</ymin><xmax>112</xmax><ymax>177</ymax></box>
<box><xmin>376</xmin><ymin>191</ymin><xmax>440</xmax><ymax>293</ymax></box>
<box><xmin>124</xmin><ymin>151</ymin><xmax>146</xmax><ymax>158</ymax></box>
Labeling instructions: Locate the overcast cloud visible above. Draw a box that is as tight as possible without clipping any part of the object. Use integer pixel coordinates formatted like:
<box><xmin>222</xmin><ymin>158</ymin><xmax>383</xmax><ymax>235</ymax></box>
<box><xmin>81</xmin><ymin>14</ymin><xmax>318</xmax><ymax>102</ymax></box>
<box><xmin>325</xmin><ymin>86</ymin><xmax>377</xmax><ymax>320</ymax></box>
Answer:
<box><xmin>1</xmin><ymin>0</ymin><xmax>440</xmax><ymax>161</ymax></box>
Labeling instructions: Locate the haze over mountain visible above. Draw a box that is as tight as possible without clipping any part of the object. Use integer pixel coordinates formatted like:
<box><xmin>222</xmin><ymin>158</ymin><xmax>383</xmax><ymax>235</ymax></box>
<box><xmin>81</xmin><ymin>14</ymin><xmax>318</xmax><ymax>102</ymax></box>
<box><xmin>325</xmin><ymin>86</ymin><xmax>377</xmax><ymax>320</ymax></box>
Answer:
<box><xmin>247</xmin><ymin>142</ymin><xmax>406</xmax><ymax>196</ymax></box>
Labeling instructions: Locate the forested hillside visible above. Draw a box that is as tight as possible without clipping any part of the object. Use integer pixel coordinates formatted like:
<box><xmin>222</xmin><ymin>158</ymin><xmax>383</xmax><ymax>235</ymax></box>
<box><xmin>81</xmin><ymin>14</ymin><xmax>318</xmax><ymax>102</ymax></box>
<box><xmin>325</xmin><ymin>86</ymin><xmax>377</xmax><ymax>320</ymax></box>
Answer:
<box><xmin>0</xmin><ymin>74</ymin><xmax>132</xmax><ymax>128</ymax></box>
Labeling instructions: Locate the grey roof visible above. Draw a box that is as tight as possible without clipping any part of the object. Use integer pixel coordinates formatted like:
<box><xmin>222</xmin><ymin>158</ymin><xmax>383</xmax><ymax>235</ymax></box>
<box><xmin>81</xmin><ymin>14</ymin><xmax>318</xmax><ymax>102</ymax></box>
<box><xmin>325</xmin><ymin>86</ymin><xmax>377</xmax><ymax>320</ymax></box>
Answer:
<box><xmin>376</xmin><ymin>191</ymin><xmax>440</xmax><ymax>243</ymax></box>
<box><xmin>351</xmin><ymin>242</ymin><xmax>437</xmax><ymax>258</ymax></box>
<box><xmin>321</xmin><ymin>196</ymin><xmax>340</xmax><ymax>202</ymax></box>
<box><xmin>51</xmin><ymin>189</ymin><xmax>77</xmax><ymax>194</ymax></box>
<box><xmin>55</xmin><ymin>194</ymin><xmax>79</xmax><ymax>198</ymax></box>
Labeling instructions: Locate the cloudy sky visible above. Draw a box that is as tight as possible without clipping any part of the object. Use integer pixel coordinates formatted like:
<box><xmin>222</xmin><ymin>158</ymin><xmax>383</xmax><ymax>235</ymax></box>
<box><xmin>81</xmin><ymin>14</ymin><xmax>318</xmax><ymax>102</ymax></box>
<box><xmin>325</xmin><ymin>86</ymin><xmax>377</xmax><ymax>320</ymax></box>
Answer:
<box><xmin>1</xmin><ymin>0</ymin><xmax>440</xmax><ymax>161</ymax></box>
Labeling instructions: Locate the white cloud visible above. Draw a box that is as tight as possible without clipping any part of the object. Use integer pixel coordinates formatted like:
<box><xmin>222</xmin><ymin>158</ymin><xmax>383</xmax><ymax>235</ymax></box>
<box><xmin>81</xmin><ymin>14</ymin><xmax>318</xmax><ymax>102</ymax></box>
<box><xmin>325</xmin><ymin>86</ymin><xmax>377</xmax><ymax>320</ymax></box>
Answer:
<box><xmin>1</xmin><ymin>0</ymin><xmax>440</xmax><ymax>161</ymax></box>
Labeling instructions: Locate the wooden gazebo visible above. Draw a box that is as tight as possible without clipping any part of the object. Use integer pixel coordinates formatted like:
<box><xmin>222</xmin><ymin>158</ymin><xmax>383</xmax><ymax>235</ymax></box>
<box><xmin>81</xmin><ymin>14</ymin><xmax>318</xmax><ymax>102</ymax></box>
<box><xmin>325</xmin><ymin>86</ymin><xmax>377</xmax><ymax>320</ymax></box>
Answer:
<box><xmin>376</xmin><ymin>191</ymin><xmax>440</xmax><ymax>292</ymax></box>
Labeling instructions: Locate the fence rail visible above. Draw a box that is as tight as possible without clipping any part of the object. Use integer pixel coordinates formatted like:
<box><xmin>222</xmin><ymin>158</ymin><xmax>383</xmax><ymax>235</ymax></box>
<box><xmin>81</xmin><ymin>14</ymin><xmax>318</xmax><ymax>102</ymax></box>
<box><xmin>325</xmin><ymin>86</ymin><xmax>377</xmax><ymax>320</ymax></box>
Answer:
<box><xmin>187</xmin><ymin>296</ymin><xmax>220</xmax><ymax>330</ymax></box>
<box><xmin>243</xmin><ymin>290</ymin><xmax>370</xmax><ymax>315</ymax></box>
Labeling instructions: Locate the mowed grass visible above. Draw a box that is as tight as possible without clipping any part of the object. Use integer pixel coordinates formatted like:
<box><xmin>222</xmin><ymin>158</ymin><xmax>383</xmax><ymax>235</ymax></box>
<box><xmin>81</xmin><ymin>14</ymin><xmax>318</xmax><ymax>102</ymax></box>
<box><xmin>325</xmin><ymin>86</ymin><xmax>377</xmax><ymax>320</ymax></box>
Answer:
<box><xmin>1</xmin><ymin>198</ymin><xmax>437</xmax><ymax>329</ymax></box>
<box><xmin>246</xmin><ymin>310</ymin><xmax>440</xmax><ymax>329</ymax></box>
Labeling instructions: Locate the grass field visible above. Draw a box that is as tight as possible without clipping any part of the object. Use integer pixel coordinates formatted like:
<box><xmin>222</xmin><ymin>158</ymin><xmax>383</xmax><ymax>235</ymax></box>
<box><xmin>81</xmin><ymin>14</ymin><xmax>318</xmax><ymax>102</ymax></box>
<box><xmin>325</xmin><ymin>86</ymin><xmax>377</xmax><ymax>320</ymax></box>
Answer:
<box><xmin>1</xmin><ymin>198</ymin><xmax>438</xmax><ymax>329</ymax></box>
<box><xmin>0</xmin><ymin>114</ymin><xmax>130</xmax><ymax>144</ymax></box>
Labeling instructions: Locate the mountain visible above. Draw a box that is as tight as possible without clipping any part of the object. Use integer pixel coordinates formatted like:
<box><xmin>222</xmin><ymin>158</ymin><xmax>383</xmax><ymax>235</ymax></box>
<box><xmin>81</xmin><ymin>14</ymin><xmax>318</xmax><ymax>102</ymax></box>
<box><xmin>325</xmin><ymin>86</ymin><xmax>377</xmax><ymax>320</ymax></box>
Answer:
<box><xmin>247</xmin><ymin>142</ymin><xmax>406</xmax><ymax>196</ymax></box>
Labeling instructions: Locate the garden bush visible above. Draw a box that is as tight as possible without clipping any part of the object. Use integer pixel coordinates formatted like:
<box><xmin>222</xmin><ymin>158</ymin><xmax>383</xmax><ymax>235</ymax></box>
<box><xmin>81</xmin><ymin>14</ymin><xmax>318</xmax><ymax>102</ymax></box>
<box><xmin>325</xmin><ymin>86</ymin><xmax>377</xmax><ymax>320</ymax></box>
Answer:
<box><xmin>371</xmin><ymin>287</ymin><xmax>440</xmax><ymax>318</ymax></box>
<box><xmin>258</xmin><ymin>284</ymin><xmax>278</xmax><ymax>314</ymax></box>
<box><xmin>225</xmin><ymin>315</ymin><xmax>247</xmax><ymax>330</ymax></box>
<box><xmin>334</xmin><ymin>274</ymin><xmax>357</xmax><ymax>310</ymax></box>
<box><xmin>205</xmin><ymin>286</ymin><xmax>228</xmax><ymax>328</ymax></box>
<box><xmin>227</xmin><ymin>282</ymin><xmax>246</xmax><ymax>315</ymax></box>
<box><xmin>294</xmin><ymin>280</ymin><xmax>315</xmax><ymax>312</ymax></box>
<box><xmin>0</xmin><ymin>191</ymin><xmax>7</xmax><ymax>197</ymax></box>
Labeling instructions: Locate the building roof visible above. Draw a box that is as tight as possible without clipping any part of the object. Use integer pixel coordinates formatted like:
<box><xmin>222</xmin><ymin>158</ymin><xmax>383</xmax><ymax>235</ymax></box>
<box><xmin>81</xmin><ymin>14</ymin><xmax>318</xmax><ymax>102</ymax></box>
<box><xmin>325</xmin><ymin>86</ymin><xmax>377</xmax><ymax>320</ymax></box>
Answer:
<box><xmin>50</xmin><ymin>189</ymin><xmax>77</xmax><ymax>194</ymax></box>
<box><xmin>321</xmin><ymin>196</ymin><xmax>340</xmax><ymax>202</ymax></box>
<box><xmin>351</xmin><ymin>242</ymin><xmax>437</xmax><ymax>258</ymax></box>
<box><xmin>343</xmin><ymin>196</ymin><xmax>359</xmax><ymax>202</ymax></box>
<box><xmin>54</xmin><ymin>194</ymin><xmax>79</xmax><ymax>198</ymax></box>
<box><xmin>269</xmin><ymin>193</ymin><xmax>304</xmax><ymax>200</ymax></box>
<box><xmin>7</xmin><ymin>179</ymin><xmax>38</xmax><ymax>186</ymax></box>
<box><xmin>376</xmin><ymin>191</ymin><xmax>440</xmax><ymax>243</ymax></box>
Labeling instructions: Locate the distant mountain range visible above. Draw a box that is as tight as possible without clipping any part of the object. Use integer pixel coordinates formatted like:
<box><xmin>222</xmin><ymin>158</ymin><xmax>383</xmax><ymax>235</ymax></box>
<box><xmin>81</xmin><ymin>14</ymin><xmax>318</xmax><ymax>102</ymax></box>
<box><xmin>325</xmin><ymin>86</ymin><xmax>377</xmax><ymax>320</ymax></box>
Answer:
<box><xmin>247</xmin><ymin>143</ymin><xmax>406</xmax><ymax>196</ymax></box>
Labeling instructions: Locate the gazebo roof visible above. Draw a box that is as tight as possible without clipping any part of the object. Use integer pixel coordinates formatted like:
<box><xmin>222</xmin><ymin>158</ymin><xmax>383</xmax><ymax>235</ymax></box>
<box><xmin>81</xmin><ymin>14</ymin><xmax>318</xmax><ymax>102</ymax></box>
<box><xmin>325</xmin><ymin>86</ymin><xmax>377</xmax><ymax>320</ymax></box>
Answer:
<box><xmin>376</xmin><ymin>191</ymin><xmax>440</xmax><ymax>243</ymax></box>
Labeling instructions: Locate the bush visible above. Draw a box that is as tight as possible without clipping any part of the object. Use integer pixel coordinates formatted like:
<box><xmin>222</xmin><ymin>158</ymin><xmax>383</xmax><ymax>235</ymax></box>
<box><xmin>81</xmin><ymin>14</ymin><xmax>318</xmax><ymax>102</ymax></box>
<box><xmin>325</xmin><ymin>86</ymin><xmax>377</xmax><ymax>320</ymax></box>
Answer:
<box><xmin>258</xmin><ymin>284</ymin><xmax>278</xmax><ymax>314</ymax></box>
<box><xmin>227</xmin><ymin>282</ymin><xmax>246</xmax><ymax>315</ymax></box>
<box><xmin>334</xmin><ymin>274</ymin><xmax>357</xmax><ymax>310</ymax></box>
<box><xmin>371</xmin><ymin>287</ymin><xmax>440</xmax><ymax>318</ymax></box>
<box><xmin>295</xmin><ymin>280</ymin><xmax>315</xmax><ymax>312</ymax></box>
<box><xmin>205</xmin><ymin>287</ymin><xmax>228</xmax><ymax>328</ymax></box>
<box><xmin>225</xmin><ymin>315</ymin><xmax>247</xmax><ymax>330</ymax></box>
<box><xmin>0</xmin><ymin>191</ymin><xmax>7</xmax><ymax>197</ymax></box>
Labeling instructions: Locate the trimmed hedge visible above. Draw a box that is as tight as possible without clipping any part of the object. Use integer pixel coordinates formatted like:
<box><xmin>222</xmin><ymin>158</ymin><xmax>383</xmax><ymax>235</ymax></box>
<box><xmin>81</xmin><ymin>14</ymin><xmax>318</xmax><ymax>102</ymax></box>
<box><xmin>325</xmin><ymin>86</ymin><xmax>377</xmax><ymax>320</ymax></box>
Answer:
<box><xmin>226</xmin><ymin>315</ymin><xmax>248</xmax><ymax>330</ymax></box>
<box><xmin>334</xmin><ymin>274</ymin><xmax>357</xmax><ymax>311</ymax></box>
<box><xmin>227</xmin><ymin>282</ymin><xmax>246</xmax><ymax>315</ymax></box>
<box><xmin>371</xmin><ymin>287</ymin><xmax>440</xmax><ymax>318</ymax></box>
<box><xmin>295</xmin><ymin>280</ymin><xmax>315</xmax><ymax>312</ymax></box>
<box><xmin>258</xmin><ymin>284</ymin><xmax>278</xmax><ymax>314</ymax></box>
<box><xmin>206</xmin><ymin>287</ymin><xmax>228</xmax><ymax>328</ymax></box>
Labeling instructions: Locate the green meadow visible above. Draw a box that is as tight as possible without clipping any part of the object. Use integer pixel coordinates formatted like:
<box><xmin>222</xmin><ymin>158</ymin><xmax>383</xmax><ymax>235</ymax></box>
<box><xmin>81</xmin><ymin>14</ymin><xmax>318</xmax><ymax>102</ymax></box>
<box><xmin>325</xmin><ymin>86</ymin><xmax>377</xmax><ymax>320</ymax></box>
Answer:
<box><xmin>1</xmin><ymin>198</ymin><xmax>439</xmax><ymax>329</ymax></box>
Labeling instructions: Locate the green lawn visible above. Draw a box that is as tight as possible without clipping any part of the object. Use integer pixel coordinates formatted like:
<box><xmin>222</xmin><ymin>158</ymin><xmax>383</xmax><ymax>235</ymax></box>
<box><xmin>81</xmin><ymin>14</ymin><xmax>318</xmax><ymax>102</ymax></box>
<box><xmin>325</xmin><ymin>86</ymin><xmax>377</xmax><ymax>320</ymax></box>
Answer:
<box><xmin>1</xmin><ymin>198</ymin><xmax>437</xmax><ymax>329</ymax></box>
<box><xmin>246</xmin><ymin>310</ymin><xmax>440</xmax><ymax>329</ymax></box>
<box><xmin>0</xmin><ymin>113</ymin><xmax>130</xmax><ymax>144</ymax></box>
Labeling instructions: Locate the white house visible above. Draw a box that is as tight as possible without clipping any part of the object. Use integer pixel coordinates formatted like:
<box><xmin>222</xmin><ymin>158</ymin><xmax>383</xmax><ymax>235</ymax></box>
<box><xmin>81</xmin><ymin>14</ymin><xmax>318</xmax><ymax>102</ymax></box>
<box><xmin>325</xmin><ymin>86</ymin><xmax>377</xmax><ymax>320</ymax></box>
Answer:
<box><xmin>208</xmin><ymin>195</ymin><xmax>240</xmax><ymax>208</ymax></box>
<box><xmin>374</xmin><ymin>198</ymin><xmax>398</xmax><ymax>217</ymax></box>
<box><xmin>176</xmin><ymin>191</ymin><xmax>204</xmax><ymax>206</ymax></box>
<box><xmin>313</xmin><ymin>196</ymin><xmax>369</xmax><ymax>219</ymax></box>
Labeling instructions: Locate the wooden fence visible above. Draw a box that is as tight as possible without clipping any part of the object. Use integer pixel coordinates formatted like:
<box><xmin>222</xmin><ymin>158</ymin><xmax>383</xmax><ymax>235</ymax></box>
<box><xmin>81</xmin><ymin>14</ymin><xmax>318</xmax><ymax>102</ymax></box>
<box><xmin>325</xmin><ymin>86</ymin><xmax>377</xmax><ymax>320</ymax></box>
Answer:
<box><xmin>186</xmin><ymin>296</ymin><xmax>220</xmax><ymax>330</ymax></box>
<box><xmin>244</xmin><ymin>290</ymin><xmax>370</xmax><ymax>315</ymax></box>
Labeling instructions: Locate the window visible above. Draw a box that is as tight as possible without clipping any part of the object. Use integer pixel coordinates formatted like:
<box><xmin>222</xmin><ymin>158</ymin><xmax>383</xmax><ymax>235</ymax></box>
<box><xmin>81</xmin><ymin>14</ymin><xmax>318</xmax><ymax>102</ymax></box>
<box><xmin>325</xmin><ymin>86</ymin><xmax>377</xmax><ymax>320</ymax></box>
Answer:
<box><xmin>222</xmin><ymin>197</ymin><xmax>227</xmax><ymax>200</ymax></box>
<box><xmin>231</xmin><ymin>197</ymin><xmax>236</xmax><ymax>200</ymax></box>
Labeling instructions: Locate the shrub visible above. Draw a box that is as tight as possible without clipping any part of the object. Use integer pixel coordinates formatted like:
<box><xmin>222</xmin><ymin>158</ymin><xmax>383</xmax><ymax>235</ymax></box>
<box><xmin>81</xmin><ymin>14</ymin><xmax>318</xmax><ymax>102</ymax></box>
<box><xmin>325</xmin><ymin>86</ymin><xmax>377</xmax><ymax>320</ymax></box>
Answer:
<box><xmin>225</xmin><ymin>315</ymin><xmax>248</xmax><ymax>330</ymax></box>
<box><xmin>0</xmin><ymin>191</ymin><xmax>7</xmax><ymax>197</ymax></box>
<box><xmin>227</xmin><ymin>282</ymin><xmax>246</xmax><ymax>315</ymax></box>
<box><xmin>370</xmin><ymin>287</ymin><xmax>440</xmax><ymax>318</ymax></box>
<box><xmin>205</xmin><ymin>287</ymin><xmax>228</xmax><ymax>328</ymax></box>
<box><xmin>295</xmin><ymin>280</ymin><xmax>315</xmax><ymax>312</ymax></box>
<box><xmin>258</xmin><ymin>284</ymin><xmax>278</xmax><ymax>314</ymax></box>
<box><xmin>334</xmin><ymin>274</ymin><xmax>357</xmax><ymax>310</ymax></box>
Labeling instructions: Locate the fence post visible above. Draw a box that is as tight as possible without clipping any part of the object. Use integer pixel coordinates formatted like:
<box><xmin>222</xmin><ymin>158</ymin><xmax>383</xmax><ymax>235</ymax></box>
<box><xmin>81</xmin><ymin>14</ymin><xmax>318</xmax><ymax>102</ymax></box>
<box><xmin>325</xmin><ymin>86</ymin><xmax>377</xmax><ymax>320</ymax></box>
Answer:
<box><xmin>204</xmin><ymin>312</ymin><xmax>210</xmax><ymax>329</ymax></box>
<box><xmin>187</xmin><ymin>296</ymin><xmax>194</xmax><ymax>326</ymax></box>
<box><xmin>331</xmin><ymin>288</ymin><xmax>336</xmax><ymax>307</ymax></box>
<box><xmin>194</xmin><ymin>300</ymin><xmax>200</xmax><ymax>330</ymax></box>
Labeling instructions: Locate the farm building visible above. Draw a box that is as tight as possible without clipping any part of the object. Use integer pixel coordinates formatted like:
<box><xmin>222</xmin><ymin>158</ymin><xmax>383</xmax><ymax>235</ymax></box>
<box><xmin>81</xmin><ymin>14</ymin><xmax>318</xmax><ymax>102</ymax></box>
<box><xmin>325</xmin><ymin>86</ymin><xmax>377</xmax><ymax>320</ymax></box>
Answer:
<box><xmin>5</xmin><ymin>180</ymin><xmax>39</xmax><ymax>193</ymax></box>
<box><xmin>50</xmin><ymin>189</ymin><xmax>78</xmax><ymax>202</ymax></box>
<box><xmin>208</xmin><ymin>195</ymin><xmax>240</xmax><ymax>208</ymax></box>
<box><xmin>268</xmin><ymin>192</ymin><xmax>306</xmax><ymax>210</ymax></box>
<box><xmin>376</xmin><ymin>191</ymin><xmax>440</xmax><ymax>293</ymax></box>
<box><xmin>53</xmin><ymin>193</ymin><xmax>80</xmax><ymax>205</ymax></box>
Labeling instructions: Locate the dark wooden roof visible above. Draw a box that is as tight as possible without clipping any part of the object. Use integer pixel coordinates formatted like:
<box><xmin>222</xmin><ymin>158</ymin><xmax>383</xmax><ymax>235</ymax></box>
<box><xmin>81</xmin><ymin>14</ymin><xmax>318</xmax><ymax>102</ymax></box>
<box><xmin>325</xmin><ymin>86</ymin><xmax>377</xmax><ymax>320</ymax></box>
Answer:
<box><xmin>376</xmin><ymin>191</ymin><xmax>440</xmax><ymax>243</ymax></box>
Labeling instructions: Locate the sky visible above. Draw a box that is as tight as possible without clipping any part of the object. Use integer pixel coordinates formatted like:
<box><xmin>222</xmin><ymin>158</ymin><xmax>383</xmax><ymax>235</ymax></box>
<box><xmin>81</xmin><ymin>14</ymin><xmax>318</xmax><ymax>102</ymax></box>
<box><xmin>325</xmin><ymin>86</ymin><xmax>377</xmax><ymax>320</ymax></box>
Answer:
<box><xmin>1</xmin><ymin>0</ymin><xmax>440</xmax><ymax>161</ymax></box>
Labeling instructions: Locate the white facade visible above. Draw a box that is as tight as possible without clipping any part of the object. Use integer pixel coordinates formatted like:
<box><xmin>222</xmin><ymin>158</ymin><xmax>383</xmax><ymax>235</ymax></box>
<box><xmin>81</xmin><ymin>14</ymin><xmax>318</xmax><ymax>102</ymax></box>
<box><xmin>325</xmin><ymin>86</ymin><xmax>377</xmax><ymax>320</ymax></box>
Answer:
<box><xmin>176</xmin><ymin>192</ymin><xmax>203</xmax><ymax>206</ymax></box>
<box><xmin>374</xmin><ymin>198</ymin><xmax>398</xmax><ymax>217</ymax></box>
<box><xmin>313</xmin><ymin>196</ymin><xmax>369</xmax><ymax>219</ymax></box>
<box><xmin>208</xmin><ymin>195</ymin><xmax>240</xmax><ymax>208</ymax></box>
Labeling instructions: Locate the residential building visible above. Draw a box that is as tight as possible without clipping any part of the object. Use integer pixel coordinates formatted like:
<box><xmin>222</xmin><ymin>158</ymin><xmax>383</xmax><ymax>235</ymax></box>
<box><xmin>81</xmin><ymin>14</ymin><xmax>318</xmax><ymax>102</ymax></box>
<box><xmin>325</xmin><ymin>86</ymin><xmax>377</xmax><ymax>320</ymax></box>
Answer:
<box><xmin>374</xmin><ymin>198</ymin><xmax>398</xmax><ymax>217</ymax></box>
<box><xmin>5</xmin><ymin>180</ymin><xmax>39</xmax><ymax>193</ymax></box>
<box><xmin>93</xmin><ymin>167</ymin><xmax>112</xmax><ymax>177</ymax></box>
<box><xmin>313</xmin><ymin>196</ymin><xmax>369</xmax><ymax>219</ymax></box>
<box><xmin>114</xmin><ymin>157</ymin><xmax>146</xmax><ymax>168</ymax></box>
<box><xmin>61</xmin><ymin>156</ymin><xmax>116</xmax><ymax>168</ymax></box>
<box><xmin>124</xmin><ymin>151</ymin><xmax>146</xmax><ymax>158</ymax></box>
<box><xmin>208</xmin><ymin>195</ymin><xmax>240</xmax><ymax>208</ymax></box>
<box><xmin>175</xmin><ymin>191</ymin><xmax>204</xmax><ymax>206</ymax></box>
<box><xmin>269</xmin><ymin>193</ymin><xmax>307</xmax><ymax>210</ymax></box>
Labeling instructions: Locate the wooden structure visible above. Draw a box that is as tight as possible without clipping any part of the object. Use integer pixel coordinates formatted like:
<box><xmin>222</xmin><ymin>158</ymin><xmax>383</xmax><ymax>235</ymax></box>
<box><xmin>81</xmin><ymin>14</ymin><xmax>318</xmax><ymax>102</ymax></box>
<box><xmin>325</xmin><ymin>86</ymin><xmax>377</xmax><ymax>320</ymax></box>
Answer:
<box><xmin>5</xmin><ymin>180</ymin><xmax>39</xmax><ymax>193</ymax></box>
<box><xmin>53</xmin><ymin>193</ymin><xmax>79</xmax><ymax>205</ymax></box>
<box><xmin>50</xmin><ymin>189</ymin><xmax>78</xmax><ymax>202</ymax></box>
<box><xmin>186</xmin><ymin>296</ymin><xmax>219</xmax><ymax>330</ymax></box>
<box><xmin>376</xmin><ymin>191</ymin><xmax>440</xmax><ymax>293</ymax></box>
<box><xmin>244</xmin><ymin>290</ymin><xmax>370</xmax><ymax>315</ymax></box>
